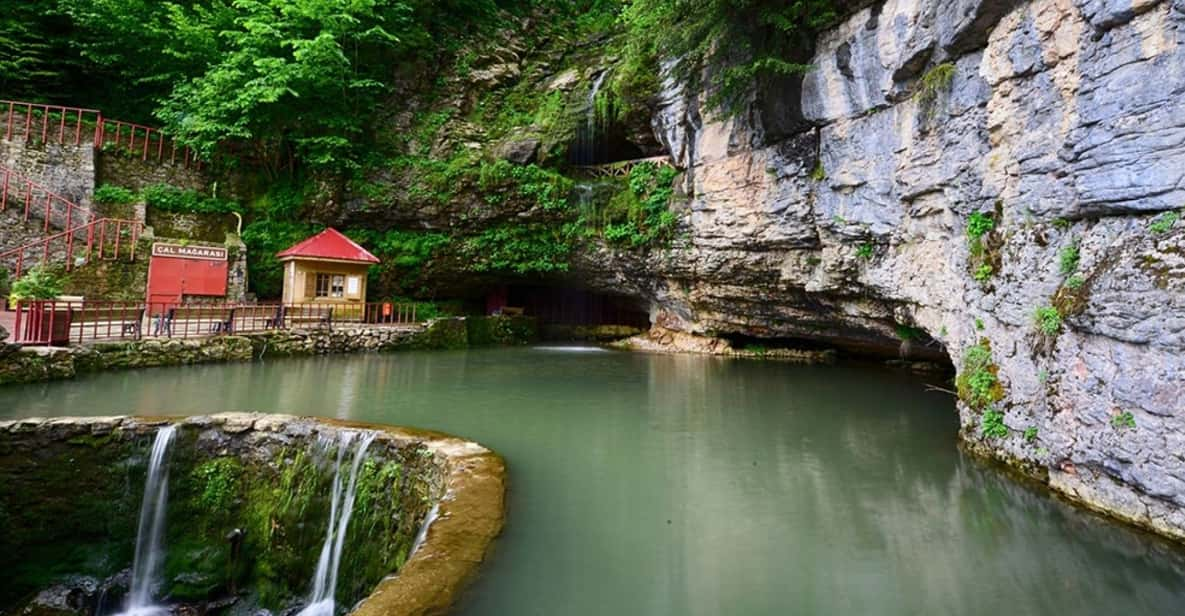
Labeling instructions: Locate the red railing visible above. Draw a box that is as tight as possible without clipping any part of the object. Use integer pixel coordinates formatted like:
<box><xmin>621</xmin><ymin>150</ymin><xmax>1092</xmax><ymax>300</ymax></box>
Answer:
<box><xmin>0</xmin><ymin>165</ymin><xmax>95</xmax><ymax>233</ymax></box>
<box><xmin>1</xmin><ymin>101</ymin><xmax>101</xmax><ymax>146</ymax></box>
<box><xmin>12</xmin><ymin>300</ymin><xmax>422</xmax><ymax>345</ymax></box>
<box><xmin>0</xmin><ymin>218</ymin><xmax>141</xmax><ymax>278</ymax></box>
<box><xmin>1</xmin><ymin>100</ymin><xmax>201</xmax><ymax>168</ymax></box>
<box><xmin>98</xmin><ymin>119</ymin><xmax>201</xmax><ymax>169</ymax></box>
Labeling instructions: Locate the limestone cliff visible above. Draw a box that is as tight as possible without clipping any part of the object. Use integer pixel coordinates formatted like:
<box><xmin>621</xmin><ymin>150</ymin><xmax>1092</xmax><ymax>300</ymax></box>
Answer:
<box><xmin>604</xmin><ymin>0</ymin><xmax>1185</xmax><ymax>539</ymax></box>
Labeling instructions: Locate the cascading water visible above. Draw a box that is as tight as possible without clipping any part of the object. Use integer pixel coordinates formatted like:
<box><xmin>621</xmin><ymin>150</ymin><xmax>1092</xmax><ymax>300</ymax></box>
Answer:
<box><xmin>116</xmin><ymin>425</ymin><xmax>178</xmax><ymax>616</ymax></box>
<box><xmin>571</xmin><ymin>71</ymin><xmax>609</xmax><ymax>165</ymax></box>
<box><xmin>297</xmin><ymin>431</ymin><xmax>376</xmax><ymax>616</ymax></box>
<box><xmin>409</xmin><ymin>503</ymin><xmax>440</xmax><ymax>557</ymax></box>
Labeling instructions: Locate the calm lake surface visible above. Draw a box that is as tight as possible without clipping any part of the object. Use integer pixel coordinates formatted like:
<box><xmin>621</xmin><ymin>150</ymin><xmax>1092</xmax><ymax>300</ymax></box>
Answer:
<box><xmin>2</xmin><ymin>347</ymin><xmax>1184</xmax><ymax>615</ymax></box>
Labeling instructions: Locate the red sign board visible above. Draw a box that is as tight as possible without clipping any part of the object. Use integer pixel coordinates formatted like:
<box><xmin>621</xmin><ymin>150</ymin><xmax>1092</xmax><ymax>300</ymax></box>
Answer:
<box><xmin>146</xmin><ymin>243</ymin><xmax>230</xmax><ymax>306</ymax></box>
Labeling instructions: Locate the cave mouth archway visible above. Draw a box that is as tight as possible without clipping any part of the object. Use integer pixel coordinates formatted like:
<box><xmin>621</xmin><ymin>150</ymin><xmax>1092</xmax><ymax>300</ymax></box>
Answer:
<box><xmin>487</xmin><ymin>284</ymin><xmax>651</xmax><ymax>340</ymax></box>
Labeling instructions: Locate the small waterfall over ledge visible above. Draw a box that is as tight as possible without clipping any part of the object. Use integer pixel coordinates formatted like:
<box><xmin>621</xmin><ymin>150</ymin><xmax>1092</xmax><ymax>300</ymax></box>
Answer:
<box><xmin>116</xmin><ymin>425</ymin><xmax>178</xmax><ymax>616</ymax></box>
<box><xmin>297</xmin><ymin>431</ymin><xmax>377</xmax><ymax>616</ymax></box>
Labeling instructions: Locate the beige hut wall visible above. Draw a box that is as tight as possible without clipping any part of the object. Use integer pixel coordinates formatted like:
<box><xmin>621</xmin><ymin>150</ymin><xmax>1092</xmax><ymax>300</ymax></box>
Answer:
<box><xmin>281</xmin><ymin>258</ymin><xmax>370</xmax><ymax>304</ymax></box>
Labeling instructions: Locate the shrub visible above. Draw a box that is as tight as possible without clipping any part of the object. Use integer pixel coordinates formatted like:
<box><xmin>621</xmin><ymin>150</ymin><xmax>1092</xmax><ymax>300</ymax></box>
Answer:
<box><xmin>856</xmin><ymin>243</ymin><xmax>874</xmax><ymax>259</ymax></box>
<box><xmin>9</xmin><ymin>266</ymin><xmax>64</xmax><ymax>303</ymax></box>
<box><xmin>919</xmin><ymin>63</ymin><xmax>957</xmax><ymax>108</ymax></box>
<box><xmin>957</xmin><ymin>341</ymin><xmax>1002</xmax><ymax>411</ymax></box>
<box><xmin>1059</xmin><ymin>242</ymin><xmax>1080</xmax><ymax>275</ymax></box>
<box><xmin>1024</xmin><ymin>427</ymin><xmax>1038</xmax><ymax>442</ymax></box>
<box><xmin>973</xmin><ymin>263</ymin><xmax>993</xmax><ymax>283</ymax></box>
<box><xmin>1065</xmin><ymin>275</ymin><xmax>1085</xmax><ymax>290</ymax></box>
<box><xmin>1111</xmin><ymin>411</ymin><xmax>1136</xmax><ymax>430</ymax></box>
<box><xmin>1149</xmin><ymin>211</ymin><xmax>1179</xmax><ymax>234</ymax></box>
<box><xmin>981</xmin><ymin>407</ymin><xmax>1009</xmax><ymax>439</ymax></box>
<box><xmin>1034</xmin><ymin>306</ymin><xmax>1062</xmax><ymax>336</ymax></box>
<box><xmin>143</xmin><ymin>184</ymin><xmax>242</xmax><ymax>215</ymax></box>
<box><xmin>966</xmin><ymin>211</ymin><xmax>995</xmax><ymax>240</ymax></box>
<box><xmin>93</xmin><ymin>185</ymin><xmax>137</xmax><ymax>205</ymax></box>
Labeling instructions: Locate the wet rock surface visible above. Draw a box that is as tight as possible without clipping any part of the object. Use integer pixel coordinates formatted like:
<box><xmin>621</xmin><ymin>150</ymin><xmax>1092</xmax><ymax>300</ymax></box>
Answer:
<box><xmin>581</xmin><ymin>0</ymin><xmax>1185</xmax><ymax>541</ymax></box>
<box><xmin>0</xmin><ymin>414</ymin><xmax>505</xmax><ymax>616</ymax></box>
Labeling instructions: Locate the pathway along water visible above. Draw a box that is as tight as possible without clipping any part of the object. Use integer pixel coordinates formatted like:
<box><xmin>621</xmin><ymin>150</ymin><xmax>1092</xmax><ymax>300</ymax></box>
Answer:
<box><xmin>3</xmin><ymin>348</ymin><xmax>1185</xmax><ymax>615</ymax></box>
<box><xmin>117</xmin><ymin>425</ymin><xmax>177</xmax><ymax>616</ymax></box>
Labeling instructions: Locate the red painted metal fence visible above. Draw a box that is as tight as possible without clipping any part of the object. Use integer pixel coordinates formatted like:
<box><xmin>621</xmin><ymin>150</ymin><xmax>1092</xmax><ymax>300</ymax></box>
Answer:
<box><xmin>12</xmin><ymin>301</ymin><xmax>422</xmax><ymax>346</ymax></box>
<box><xmin>0</xmin><ymin>164</ymin><xmax>95</xmax><ymax>233</ymax></box>
<box><xmin>1</xmin><ymin>100</ymin><xmax>201</xmax><ymax>168</ymax></box>
<box><xmin>0</xmin><ymin>218</ymin><xmax>142</xmax><ymax>278</ymax></box>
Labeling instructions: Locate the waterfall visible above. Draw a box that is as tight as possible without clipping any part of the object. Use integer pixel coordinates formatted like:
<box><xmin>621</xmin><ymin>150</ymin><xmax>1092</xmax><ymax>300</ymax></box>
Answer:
<box><xmin>572</xmin><ymin>71</ymin><xmax>609</xmax><ymax>165</ymax></box>
<box><xmin>409</xmin><ymin>503</ymin><xmax>440</xmax><ymax>557</ymax></box>
<box><xmin>117</xmin><ymin>425</ymin><xmax>177</xmax><ymax>616</ymax></box>
<box><xmin>297</xmin><ymin>431</ymin><xmax>376</xmax><ymax>616</ymax></box>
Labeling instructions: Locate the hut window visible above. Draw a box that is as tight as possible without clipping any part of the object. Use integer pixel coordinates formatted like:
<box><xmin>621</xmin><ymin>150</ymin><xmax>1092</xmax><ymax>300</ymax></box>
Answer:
<box><xmin>314</xmin><ymin>273</ymin><xmax>346</xmax><ymax>298</ymax></box>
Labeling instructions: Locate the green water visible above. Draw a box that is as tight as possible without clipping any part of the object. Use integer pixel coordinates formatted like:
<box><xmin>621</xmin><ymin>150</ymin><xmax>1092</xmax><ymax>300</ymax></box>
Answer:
<box><xmin>2</xmin><ymin>347</ymin><xmax>1184</xmax><ymax>615</ymax></box>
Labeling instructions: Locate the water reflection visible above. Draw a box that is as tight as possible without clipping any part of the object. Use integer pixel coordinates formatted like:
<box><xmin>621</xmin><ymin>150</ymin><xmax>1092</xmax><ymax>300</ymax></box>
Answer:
<box><xmin>1</xmin><ymin>349</ymin><xmax>1183</xmax><ymax>615</ymax></box>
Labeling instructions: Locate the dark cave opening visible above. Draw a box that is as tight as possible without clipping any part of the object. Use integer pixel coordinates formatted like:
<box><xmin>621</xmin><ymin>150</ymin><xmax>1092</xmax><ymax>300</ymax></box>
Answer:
<box><xmin>486</xmin><ymin>284</ymin><xmax>651</xmax><ymax>338</ymax></box>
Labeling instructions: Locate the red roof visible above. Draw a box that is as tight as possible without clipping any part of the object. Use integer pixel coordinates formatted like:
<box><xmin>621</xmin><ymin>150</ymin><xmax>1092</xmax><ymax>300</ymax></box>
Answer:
<box><xmin>276</xmin><ymin>228</ymin><xmax>380</xmax><ymax>264</ymax></box>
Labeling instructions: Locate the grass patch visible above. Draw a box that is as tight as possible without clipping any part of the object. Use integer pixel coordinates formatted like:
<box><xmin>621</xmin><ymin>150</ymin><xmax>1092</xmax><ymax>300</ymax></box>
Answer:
<box><xmin>1149</xmin><ymin>211</ymin><xmax>1179</xmax><ymax>234</ymax></box>
<box><xmin>956</xmin><ymin>340</ymin><xmax>1004</xmax><ymax>411</ymax></box>
<box><xmin>1034</xmin><ymin>306</ymin><xmax>1062</xmax><ymax>336</ymax></box>
<box><xmin>1059</xmin><ymin>241</ymin><xmax>1080</xmax><ymax>276</ymax></box>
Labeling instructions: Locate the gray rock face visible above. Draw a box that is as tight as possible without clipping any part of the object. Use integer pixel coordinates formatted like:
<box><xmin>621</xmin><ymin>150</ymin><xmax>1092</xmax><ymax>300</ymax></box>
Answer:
<box><xmin>620</xmin><ymin>0</ymin><xmax>1185</xmax><ymax>540</ymax></box>
<box><xmin>496</xmin><ymin>138</ymin><xmax>541</xmax><ymax>164</ymax></box>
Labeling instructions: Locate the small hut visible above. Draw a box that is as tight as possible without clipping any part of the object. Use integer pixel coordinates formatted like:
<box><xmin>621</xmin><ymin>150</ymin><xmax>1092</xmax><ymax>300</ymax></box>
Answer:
<box><xmin>276</xmin><ymin>228</ymin><xmax>379</xmax><ymax>305</ymax></box>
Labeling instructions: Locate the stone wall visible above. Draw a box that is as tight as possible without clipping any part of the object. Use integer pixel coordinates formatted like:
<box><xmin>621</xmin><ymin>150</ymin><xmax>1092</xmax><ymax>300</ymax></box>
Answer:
<box><xmin>95</xmin><ymin>147</ymin><xmax>208</xmax><ymax>194</ymax></box>
<box><xmin>0</xmin><ymin>316</ymin><xmax>537</xmax><ymax>386</ymax></box>
<box><xmin>602</xmin><ymin>0</ymin><xmax>1185</xmax><ymax>541</ymax></box>
<box><xmin>0</xmin><ymin>138</ymin><xmax>95</xmax><ymax>210</ymax></box>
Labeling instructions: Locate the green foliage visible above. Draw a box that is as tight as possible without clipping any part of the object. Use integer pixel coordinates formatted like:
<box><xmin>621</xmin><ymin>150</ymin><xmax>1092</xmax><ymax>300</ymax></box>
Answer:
<box><xmin>810</xmin><ymin>161</ymin><xmax>826</xmax><ymax>182</ymax></box>
<box><xmin>1149</xmin><ymin>211</ymin><xmax>1179</xmax><ymax>234</ymax></box>
<box><xmin>744</xmin><ymin>344</ymin><xmax>768</xmax><ymax>357</ymax></box>
<box><xmin>9</xmin><ymin>267</ymin><xmax>64</xmax><ymax>303</ymax></box>
<box><xmin>1052</xmin><ymin>217</ymin><xmax>1071</xmax><ymax>231</ymax></box>
<box><xmin>142</xmin><ymin>184</ymin><xmax>241</xmax><ymax>215</ymax></box>
<box><xmin>1059</xmin><ymin>241</ymin><xmax>1080</xmax><ymax>276</ymax></box>
<box><xmin>957</xmin><ymin>340</ymin><xmax>1002</xmax><ymax>411</ymax></box>
<box><xmin>856</xmin><ymin>242</ymin><xmax>874</xmax><ymax>260</ymax></box>
<box><xmin>1112</xmin><ymin>411</ymin><xmax>1137</xmax><ymax>430</ymax></box>
<box><xmin>918</xmin><ymin>63</ymin><xmax>956</xmax><ymax>108</ymax></box>
<box><xmin>0</xmin><ymin>268</ymin><xmax>8</xmax><ymax>301</ymax></box>
<box><xmin>975</xmin><ymin>318</ymin><xmax>985</xmax><ymax>331</ymax></box>
<box><xmin>190</xmin><ymin>457</ymin><xmax>242</xmax><ymax>511</ymax></box>
<box><xmin>1034</xmin><ymin>306</ymin><xmax>1062</xmax><ymax>336</ymax></box>
<box><xmin>967</xmin><ymin>211</ymin><xmax>995</xmax><ymax>240</ymax></box>
<box><xmin>973</xmin><ymin>263</ymin><xmax>993</xmax><ymax>283</ymax></box>
<box><xmin>464</xmin><ymin>223</ymin><xmax>579</xmax><ymax>275</ymax></box>
<box><xmin>346</xmin><ymin>229</ymin><xmax>451</xmax><ymax>295</ymax></box>
<box><xmin>1065</xmin><ymin>274</ymin><xmax>1085</xmax><ymax>290</ymax></box>
<box><xmin>478</xmin><ymin>160</ymin><xmax>574</xmax><ymax>212</ymax></box>
<box><xmin>615</xmin><ymin>0</ymin><xmax>837</xmax><ymax>117</ymax></box>
<box><xmin>981</xmin><ymin>407</ymin><xmax>1008</xmax><ymax>439</ymax></box>
<box><xmin>895</xmin><ymin>325</ymin><xmax>924</xmax><ymax>341</ymax></box>
<box><xmin>241</xmin><ymin>220</ymin><xmax>321</xmax><ymax>298</ymax></box>
<box><xmin>1024</xmin><ymin>426</ymin><xmax>1039</xmax><ymax>443</ymax></box>
<box><xmin>597</xmin><ymin>162</ymin><xmax>680</xmax><ymax>248</ymax></box>
<box><xmin>92</xmin><ymin>185</ymin><xmax>137</xmax><ymax>206</ymax></box>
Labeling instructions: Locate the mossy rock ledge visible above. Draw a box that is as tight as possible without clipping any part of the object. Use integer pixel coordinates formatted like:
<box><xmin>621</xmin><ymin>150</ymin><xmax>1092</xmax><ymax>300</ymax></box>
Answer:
<box><xmin>0</xmin><ymin>413</ymin><xmax>506</xmax><ymax>616</ymax></box>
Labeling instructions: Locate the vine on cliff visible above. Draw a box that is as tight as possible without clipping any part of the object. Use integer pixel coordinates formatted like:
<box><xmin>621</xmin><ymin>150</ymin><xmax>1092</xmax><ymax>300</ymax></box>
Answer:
<box><xmin>615</xmin><ymin>0</ymin><xmax>837</xmax><ymax>116</ymax></box>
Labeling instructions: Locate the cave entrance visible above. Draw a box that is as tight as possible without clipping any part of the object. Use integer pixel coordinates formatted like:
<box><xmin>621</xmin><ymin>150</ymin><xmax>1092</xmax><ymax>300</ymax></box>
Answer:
<box><xmin>486</xmin><ymin>284</ymin><xmax>651</xmax><ymax>340</ymax></box>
